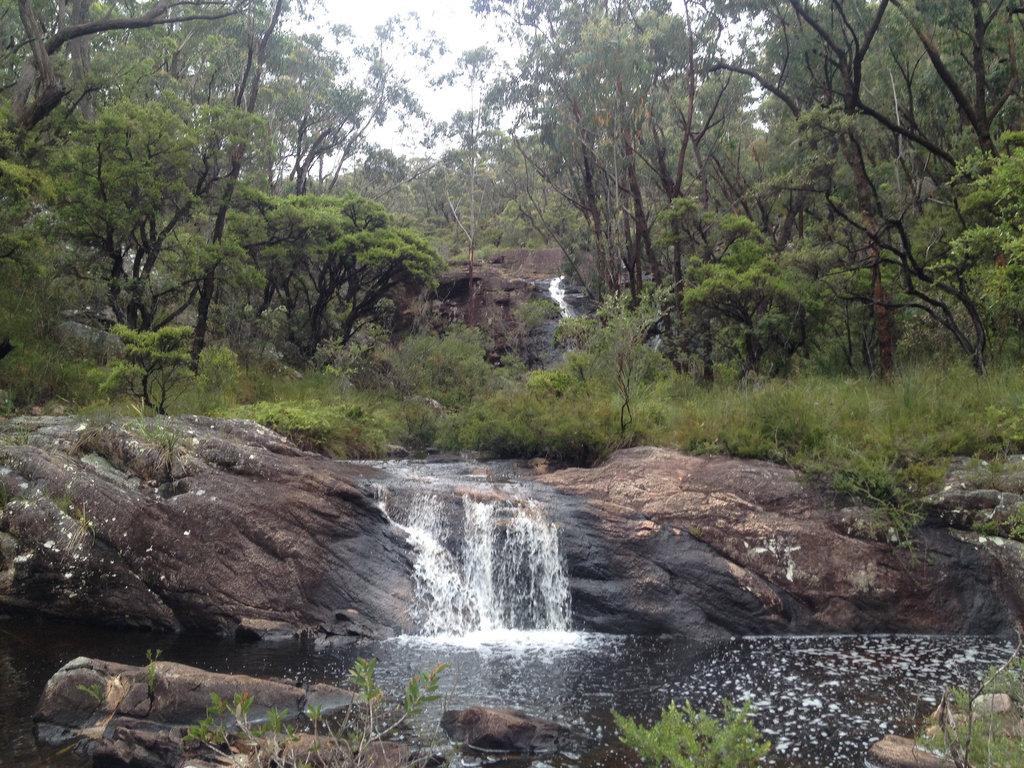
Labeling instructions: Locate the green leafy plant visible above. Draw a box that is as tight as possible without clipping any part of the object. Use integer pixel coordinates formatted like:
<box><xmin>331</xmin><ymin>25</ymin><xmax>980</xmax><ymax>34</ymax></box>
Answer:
<box><xmin>103</xmin><ymin>326</ymin><xmax>195</xmax><ymax>414</ymax></box>
<box><xmin>185</xmin><ymin>658</ymin><xmax>447</xmax><ymax>768</ymax></box>
<box><xmin>613</xmin><ymin>699</ymin><xmax>770</xmax><ymax>768</ymax></box>
<box><xmin>146</xmin><ymin>649</ymin><xmax>162</xmax><ymax>700</ymax></box>
<box><xmin>919</xmin><ymin>642</ymin><xmax>1024</xmax><ymax>768</ymax></box>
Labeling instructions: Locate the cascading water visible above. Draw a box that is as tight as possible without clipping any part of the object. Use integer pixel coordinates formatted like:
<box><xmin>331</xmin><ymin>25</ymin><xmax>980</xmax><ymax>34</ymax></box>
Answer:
<box><xmin>548</xmin><ymin>275</ymin><xmax>574</xmax><ymax>318</ymax></box>
<box><xmin>375</xmin><ymin>462</ymin><xmax>571</xmax><ymax>638</ymax></box>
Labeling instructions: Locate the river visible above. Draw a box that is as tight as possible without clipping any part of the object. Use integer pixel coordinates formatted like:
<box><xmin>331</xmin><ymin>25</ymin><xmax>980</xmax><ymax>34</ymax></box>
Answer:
<box><xmin>0</xmin><ymin>457</ymin><xmax>1016</xmax><ymax>766</ymax></box>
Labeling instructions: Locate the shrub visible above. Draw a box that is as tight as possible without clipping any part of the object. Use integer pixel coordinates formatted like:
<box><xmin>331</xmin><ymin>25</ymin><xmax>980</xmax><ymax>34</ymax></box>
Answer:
<box><xmin>103</xmin><ymin>325</ymin><xmax>195</xmax><ymax>414</ymax></box>
<box><xmin>614</xmin><ymin>699</ymin><xmax>771</xmax><ymax>768</ymax></box>
<box><xmin>185</xmin><ymin>657</ymin><xmax>446</xmax><ymax>768</ymax></box>
<box><xmin>441</xmin><ymin>388</ymin><xmax>620</xmax><ymax>465</ymax></box>
<box><xmin>919</xmin><ymin>648</ymin><xmax>1024</xmax><ymax>768</ymax></box>
<box><xmin>228</xmin><ymin>399</ymin><xmax>389</xmax><ymax>458</ymax></box>
<box><xmin>393</xmin><ymin>326</ymin><xmax>498</xmax><ymax>408</ymax></box>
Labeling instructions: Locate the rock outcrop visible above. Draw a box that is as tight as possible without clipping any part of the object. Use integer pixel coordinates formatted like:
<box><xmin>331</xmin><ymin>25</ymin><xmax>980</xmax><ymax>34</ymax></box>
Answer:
<box><xmin>3</xmin><ymin>418</ymin><xmax>1021</xmax><ymax>642</ymax></box>
<box><xmin>34</xmin><ymin>656</ymin><xmax>357</xmax><ymax>768</ymax></box>
<box><xmin>541</xmin><ymin>447</ymin><xmax>1021</xmax><ymax>638</ymax></box>
<box><xmin>0</xmin><ymin>415</ymin><xmax>414</xmax><ymax>639</ymax></box>
<box><xmin>427</xmin><ymin>265</ymin><xmax>558</xmax><ymax>365</ymax></box>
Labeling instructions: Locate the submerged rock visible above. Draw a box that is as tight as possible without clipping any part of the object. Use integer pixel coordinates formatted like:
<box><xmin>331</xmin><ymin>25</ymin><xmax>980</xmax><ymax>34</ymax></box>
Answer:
<box><xmin>440</xmin><ymin>706</ymin><xmax>568</xmax><ymax>754</ymax></box>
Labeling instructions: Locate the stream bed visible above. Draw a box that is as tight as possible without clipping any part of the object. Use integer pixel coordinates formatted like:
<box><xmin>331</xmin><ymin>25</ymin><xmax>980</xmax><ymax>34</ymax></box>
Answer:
<box><xmin>0</xmin><ymin>614</ymin><xmax>1014</xmax><ymax>768</ymax></box>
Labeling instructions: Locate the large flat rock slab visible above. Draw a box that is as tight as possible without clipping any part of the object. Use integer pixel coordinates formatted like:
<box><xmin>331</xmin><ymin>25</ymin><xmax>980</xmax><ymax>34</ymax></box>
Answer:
<box><xmin>542</xmin><ymin>447</ymin><xmax>1018</xmax><ymax>637</ymax></box>
<box><xmin>0</xmin><ymin>416</ymin><xmax>414</xmax><ymax>638</ymax></box>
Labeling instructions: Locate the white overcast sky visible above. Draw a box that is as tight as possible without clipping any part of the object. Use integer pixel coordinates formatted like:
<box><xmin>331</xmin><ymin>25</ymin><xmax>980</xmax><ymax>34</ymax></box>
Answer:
<box><xmin>317</xmin><ymin>0</ymin><xmax>509</xmax><ymax>154</ymax></box>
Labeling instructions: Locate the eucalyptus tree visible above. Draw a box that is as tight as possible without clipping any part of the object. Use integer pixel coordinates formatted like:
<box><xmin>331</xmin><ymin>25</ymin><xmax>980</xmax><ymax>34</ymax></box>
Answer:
<box><xmin>714</xmin><ymin>0</ymin><xmax>1024</xmax><ymax>373</ymax></box>
<box><xmin>6</xmin><ymin>0</ymin><xmax>238</xmax><ymax>130</ymax></box>
<box><xmin>262</xmin><ymin>19</ymin><xmax>428</xmax><ymax>196</ymax></box>
<box><xmin>440</xmin><ymin>46</ymin><xmax>498</xmax><ymax>273</ymax></box>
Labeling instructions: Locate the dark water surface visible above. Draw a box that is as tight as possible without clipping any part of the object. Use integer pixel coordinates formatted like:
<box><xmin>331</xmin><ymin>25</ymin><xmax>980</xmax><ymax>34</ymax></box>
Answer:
<box><xmin>0</xmin><ymin>614</ymin><xmax>1014</xmax><ymax>768</ymax></box>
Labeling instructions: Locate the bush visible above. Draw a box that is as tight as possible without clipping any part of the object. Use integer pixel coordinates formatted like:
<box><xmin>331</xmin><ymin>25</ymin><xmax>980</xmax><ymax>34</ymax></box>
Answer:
<box><xmin>393</xmin><ymin>326</ymin><xmax>499</xmax><ymax>408</ymax></box>
<box><xmin>614</xmin><ymin>699</ymin><xmax>771</xmax><ymax>768</ymax></box>
<box><xmin>441</xmin><ymin>388</ymin><xmax>621</xmax><ymax>465</ymax></box>
<box><xmin>186</xmin><ymin>657</ymin><xmax>446</xmax><ymax>768</ymax></box>
<box><xmin>103</xmin><ymin>325</ymin><xmax>195</xmax><ymax>414</ymax></box>
<box><xmin>918</xmin><ymin>649</ymin><xmax>1024</xmax><ymax>768</ymax></box>
<box><xmin>228</xmin><ymin>399</ymin><xmax>390</xmax><ymax>458</ymax></box>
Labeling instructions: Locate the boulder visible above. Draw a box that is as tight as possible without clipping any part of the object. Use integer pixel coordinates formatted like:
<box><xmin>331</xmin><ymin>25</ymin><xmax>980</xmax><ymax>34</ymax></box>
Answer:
<box><xmin>440</xmin><ymin>706</ymin><xmax>567</xmax><ymax>754</ymax></box>
<box><xmin>866</xmin><ymin>735</ymin><xmax>952</xmax><ymax>768</ymax></box>
<box><xmin>541</xmin><ymin>447</ymin><xmax>1019</xmax><ymax>638</ymax></box>
<box><xmin>34</xmin><ymin>656</ymin><xmax>356</xmax><ymax>768</ymax></box>
<box><xmin>0</xmin><ymin>415</ymin><xmax>415</xmax><ymax>638</ymax></box>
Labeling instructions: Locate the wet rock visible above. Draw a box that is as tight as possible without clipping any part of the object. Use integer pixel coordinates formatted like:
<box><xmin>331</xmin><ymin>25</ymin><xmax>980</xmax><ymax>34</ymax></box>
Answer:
<box><xmin>440</xmin><ymin>706</ymin><xmax>567</xmax><ymax>754</ymax></box>
<box><xmin>0</xmin><ymin>415</ymin><xmax>415</xmax><ymax>637</ymax></box>
<box><xmin>866</xmin><ymin>735</ymin><xmax>952</xmax><ymax>768</ymax></box>
<box><xmin>542</xmin><ymin>447</ymin><xmax>1019</xmax><ymax>638</ymax></box>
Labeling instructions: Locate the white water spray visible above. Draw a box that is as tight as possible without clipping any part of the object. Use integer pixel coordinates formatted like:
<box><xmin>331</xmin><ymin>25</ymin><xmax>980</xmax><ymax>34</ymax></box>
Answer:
<box><xmin>548</xmin><ymin>276</ymin><xmax>574</xmax><ymax>318</ymax></box>
<box><xmin>377</xmin><ymin>468</ymin><xmax>571</xmax><ymax>638</ymax></box>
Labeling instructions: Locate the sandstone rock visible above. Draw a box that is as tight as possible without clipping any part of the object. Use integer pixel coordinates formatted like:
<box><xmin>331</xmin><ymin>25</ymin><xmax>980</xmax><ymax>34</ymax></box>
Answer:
<box><xmin>34</xmin><ymin>656</ymin><xmax>357</xmax><ymax>768</ymax></box>
<box><xmin>0</xmin><ymin>415</ymin><xmax>415</xmax><ymax>637</ymax></box>
<box><xmin>440</xmin><ymin>706</ymin><xmax>567</xmax><ymax>754</ymax></box>
<box><xmin>542</xmin><ymin>447</ymin><xmax>1018</xmax><ymax>637</ymax></box>
<box><xmin>972</xmin><ymin>692</ymin><xmax>1015</xmax><ymax>716</ymax></box>
<box><xmin>54</xmin><ymin>320</ymin><xmax>125</xmax><ymax>362</ymax></box>
<box><xmin>866</xmin><ymin>735</ymin><xmax>952</xmax><ymax>768</ymax></box>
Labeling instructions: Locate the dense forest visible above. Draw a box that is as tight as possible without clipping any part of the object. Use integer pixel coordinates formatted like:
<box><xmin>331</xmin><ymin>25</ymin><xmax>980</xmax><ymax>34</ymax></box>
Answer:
<box><xmin>5</xmin><ymin>0</ymin><xmax>1024</xmax><ymax>525</ymax></box>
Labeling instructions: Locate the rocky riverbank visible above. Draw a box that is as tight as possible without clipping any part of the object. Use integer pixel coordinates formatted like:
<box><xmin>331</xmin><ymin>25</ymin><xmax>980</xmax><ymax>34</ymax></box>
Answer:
<box><xmin>2</xmin><ymin>416</ymin><xmax>1022</xmax><ymax>641</ymax></box>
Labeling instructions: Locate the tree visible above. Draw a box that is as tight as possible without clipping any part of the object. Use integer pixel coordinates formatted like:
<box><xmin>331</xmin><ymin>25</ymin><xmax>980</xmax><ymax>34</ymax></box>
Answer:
<box><xmin>236</xmin><ymin>192</ymin><xmax>444</xmax><ymax>358</ymax></box>
<box><xmin>105</xmin><ymin>325</ymin><xmax>195</xmax><ymax>413</ymax></box>
<box><xmin>8</xmin><ymin>0</ymin><xmax>237</xmax><ymax>130</ymax></box>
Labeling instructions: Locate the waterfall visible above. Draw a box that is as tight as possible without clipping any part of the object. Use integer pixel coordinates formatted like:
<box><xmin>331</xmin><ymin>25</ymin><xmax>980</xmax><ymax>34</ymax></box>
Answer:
<box><xmin>548</xmin><ymin>276</ymin><xmax>574</xmax><ymax>318</ymax></box>
<box><xmin>376</xmin><ymin>466</ymin><xmax>571</xmax><ymax>637</ymax></box>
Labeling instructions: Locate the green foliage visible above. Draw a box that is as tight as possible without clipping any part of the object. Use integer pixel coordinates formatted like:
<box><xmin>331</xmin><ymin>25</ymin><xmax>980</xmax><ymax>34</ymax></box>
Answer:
<box><xmin>614</xmin><ymin>699</ymin><xmax>771</xmax><ymax>768</ymax></box>
<box><xmin>146</xmin><ymin>649</ymin><xmax>162</xmax><ymax>701</ymax></box>
<box><xmin>104</xmin><ymin>326</ymin><xmax>195</xmax><ymax>414</ymax></box>
<box><xmin>228</xmin><ymin>398</ymin><xmax>389</xmax><ymax>458</ymax></box>
<box><xmin>233</xmin><ymin>191</ymin><xmax>444</xmax><ymax>359</ymax></box>
<box><xmin>185</xmin><ymin>658</ymin><xmax>446</xmax><ymax>768</ymax></box>
<box><xmin>194</xmin><ymin>345</ymin><xmax>242</xmax><ymax>409</ymax></box>
<box><xmin>919</xmin><ymin>649</ymin><xmax>1024</xmax><ymax>768</ymax></box>
<box><xmin>442</xmin><ymin>388</ymin><xmax>620</xmax><ymax>465</ymax></box>
<box><xmin>77</xmin><ymin>683</ymin><xmax>105</xmax><ymax>704</ymax></box>
<box><xmin>392</xmin><ymin>326</ymin><xmax>498</xmax><ymax>408</ymax></box>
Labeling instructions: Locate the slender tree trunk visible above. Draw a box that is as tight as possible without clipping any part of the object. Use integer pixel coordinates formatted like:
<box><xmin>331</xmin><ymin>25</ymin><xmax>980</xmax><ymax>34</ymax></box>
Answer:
<box><xmin>191</xmin><ymin>0</ymin><xmax>285</xmax><ymax>365</ymax></box>
<box><xmin>842</xmin><ymin>131</ymin><xmax>895</xmax><ymax>378</ymax></box>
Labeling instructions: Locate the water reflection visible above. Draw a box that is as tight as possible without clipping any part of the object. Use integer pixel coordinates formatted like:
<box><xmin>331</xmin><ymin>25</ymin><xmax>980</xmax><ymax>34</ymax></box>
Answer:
<box><xmin>0</xmin><ymin>616</ymin><xmax>1014</xmax><ymax>768</ymax></box>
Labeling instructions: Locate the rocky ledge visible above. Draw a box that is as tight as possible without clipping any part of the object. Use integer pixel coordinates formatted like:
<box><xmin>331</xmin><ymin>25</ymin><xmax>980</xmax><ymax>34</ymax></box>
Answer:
<box><xmin>542</xmin><ymin>447</ymin><xmax>1024</xmax><ymax>638</ymax></box>
<box><xmin>2</xmin><ymin>418</ymin><xmax>1022</xmax><ymax>641</ymax></box>
<box><xmin>0</xmin><ymin>415</ymin><xmax>414</xmax><ymax>639</ymax></box>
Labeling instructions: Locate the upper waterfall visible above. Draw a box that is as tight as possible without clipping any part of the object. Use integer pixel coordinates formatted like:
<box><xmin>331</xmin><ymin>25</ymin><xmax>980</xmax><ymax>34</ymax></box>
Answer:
<box><xmin>548</xmin><ymin>276</ymin><xmax>574</xmax><ymax>318</ymax></box>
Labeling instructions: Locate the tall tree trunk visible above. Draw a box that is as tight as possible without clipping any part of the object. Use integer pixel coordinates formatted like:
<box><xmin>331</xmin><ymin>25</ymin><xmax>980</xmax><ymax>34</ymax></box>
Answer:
<box><xmin>191</xmin><ymin>0</ymin><xmax>285</xmax><ymax>365</ymax></box>
<box><xmin>843</xmin><ymin>131</ymin><xmax>895</xmax><ymax>378</ymax></box>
